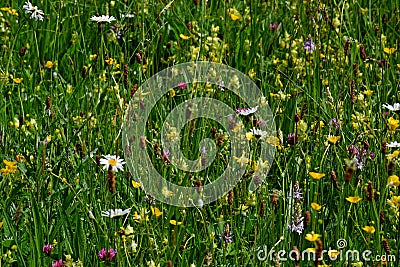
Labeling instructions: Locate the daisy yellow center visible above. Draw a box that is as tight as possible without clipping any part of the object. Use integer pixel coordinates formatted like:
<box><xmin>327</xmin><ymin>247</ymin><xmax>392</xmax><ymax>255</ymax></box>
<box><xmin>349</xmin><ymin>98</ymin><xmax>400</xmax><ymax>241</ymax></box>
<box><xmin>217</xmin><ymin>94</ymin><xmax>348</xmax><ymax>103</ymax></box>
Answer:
<box><xmin>108</xmin><ymin>159</ymin><xmax>117</xmax><ymax>166</ymax></box>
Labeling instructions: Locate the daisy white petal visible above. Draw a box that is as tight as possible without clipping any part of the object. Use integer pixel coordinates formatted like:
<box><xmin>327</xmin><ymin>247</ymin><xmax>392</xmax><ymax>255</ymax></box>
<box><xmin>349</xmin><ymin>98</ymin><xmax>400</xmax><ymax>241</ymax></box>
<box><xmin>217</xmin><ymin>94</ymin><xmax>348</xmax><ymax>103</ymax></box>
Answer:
<box><xmin>91</xmin><ymin>15</ymin><xmax>116</xmax><ymax>23</ymax></box>
<box><xmin>100</xmin><ymin>154</ymin><xmax>126</xmax><ymax>173</ymax></box>
<box><xmin>250</xmin><ymin>128</ymin><xmax>267</xmax><ymax>139</ymax></box>
<box><xmin>382</xmin><ymin>103</ymin><xmax>400</xmax><ymax>111</ymax></box>
<box><xmin>22</xmin><ymin>0</ymin><xmax>44</xmax><ymax>21</ymax></box>
<box><xmin>387</xmin><ymin>141</ymin><xmax>400</xmax><ymax>148</ymax></box>
<box><xmin>101</xmin><ymin>208</ymin><xmax>131</xmax><ymax>218</ymax></box>
<box><xmin>236</xmin><ymin>106</ymin><xmax>258</xmax><ymax>116</ymax></box>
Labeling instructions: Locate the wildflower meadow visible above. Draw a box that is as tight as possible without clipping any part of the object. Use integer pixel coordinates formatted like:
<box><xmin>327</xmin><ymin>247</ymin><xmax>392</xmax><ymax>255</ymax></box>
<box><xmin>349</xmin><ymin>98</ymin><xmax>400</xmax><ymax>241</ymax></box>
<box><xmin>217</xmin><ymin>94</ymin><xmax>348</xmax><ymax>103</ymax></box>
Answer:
<box><xmin>1</xmin><ymin>0</ymin><xmax>400</xmax><ymax>266</ymax></box>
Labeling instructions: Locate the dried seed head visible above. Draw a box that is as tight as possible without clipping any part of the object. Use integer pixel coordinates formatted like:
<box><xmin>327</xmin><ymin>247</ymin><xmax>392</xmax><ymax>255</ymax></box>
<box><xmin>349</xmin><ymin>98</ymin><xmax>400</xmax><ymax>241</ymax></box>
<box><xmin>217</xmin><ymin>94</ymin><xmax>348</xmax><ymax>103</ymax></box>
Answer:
<box><xmin>344</xmin><ymin>166</ymin><xmax>355</xmax><ymax>182</ymax></box>
<box><xmin>304</xmin><ymin>210</ymin><xmax>311</xmax><ymax>228</ymax></box>
<box><xmin>382</xmin><ymin>239</ymin><xmax>390</xmax><ymax>254</ymax></box>
<box><xmin>388</xmin><ymin>161</ymin><xmax>395</xmax><ymax>175</ymax></box>
<box><xmin>353</xmin><ymin>63</ymin><xmax>358</xmax><ymax>77</ymax></box>
<box><xmin>330</xmin><ymin>170</ymin><xmax>339</xmax><ymax>190</ymax></box>
<box><xmin>344</xmin><ymin>40</ymin><xmax>350</xmax><ymax>56</ymax></box>
<box><xmin>135</xmin><ymin>52</ymin><xmax>143</xmax><ymax>63</ymax></box>
<box><xmin>131</xmin><ymin>84</ymin><xmax>138</xmax><ymax>98</ymax></box>
<box><xmin>228</xmin><ymin>189</ymin><xmax>234</xmax><ymax>205</ymax></box>
<box><xmin>271</xmin><ymin>191</ymin><xmax>279</xmax><ymax>206</ymax></box>
<box><xmin>107</xmin><ymin>169</ymin><xmax>116</xmax><ymax>193</ymax></box>
<box><xmin>366</xmin><ymin>181</ymin><xmax>374</xmax><ymax>201</ymax></box>
<box><xmin>360</xmin><ymin>44</ymin><xmax>367</xmax><ymax>60</ymax></box>
<box><xmin>19</xmin><ymin>47</ymin><xmax>26</xmax><ymax>57</ymax></box>
<box><xmin>123</xmin><ymin>64</ymin><xmax>129</xmax><ymax>89</ymax></box>
<box><xmin>46</xmin><ymin>95</ymin><xmax>51</xmax><ymax>110</ymax></box>
<box><xmin>294</xmin><ymin>114</ymin><xmax>301</xmax><ymax>123</ymax></box>
<box><xmin>260</xmin><ymin>200</ymin><xmax>265</xmax><ymax>217</ymax></box>
<box><xmin>381</xmin><ymin>141</ymin><xmax>387</xmax><ymax>154</ymax></box>
<box><xmin>315</xmin><ymin>239</ymin><xmax>323</xmax><ymax>266</ymax></box>
<box><xmin>82</xmin><ymin>66</ymin><xmax>87</xmax><ymax>78</ymax></box>
<box><xmin>194</xmin><ymin>179</ymin><xmax>202</xmax><ymax>194</ymax></box>
<box><xmin>380</xmin><ymin>210</ymin><xmax>385</xmax><ymax>224</ymax></box>
<box><xmin>187</xmin><ymin>21</ymin><xmax>193</xmax><ymax>31</ymax></box>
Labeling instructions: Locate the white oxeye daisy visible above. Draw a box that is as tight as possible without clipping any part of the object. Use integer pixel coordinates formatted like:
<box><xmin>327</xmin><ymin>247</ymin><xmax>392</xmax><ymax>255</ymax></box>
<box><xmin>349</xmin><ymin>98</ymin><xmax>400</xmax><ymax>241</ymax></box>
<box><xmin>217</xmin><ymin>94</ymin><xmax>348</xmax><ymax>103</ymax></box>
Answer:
<box><xmin>236</xmin><ymin>106</ymin><xmax>258</xmax><ymax>116</ymax></box>
<box><xmin>250</xmin><ymin>128</ymin><xmax>268</xmax><ymax>139</ymax></box>
<box><xmin>382</xmin><ymin>103</ymin><xmax>400</xmax><ymax>111</ymax></box>
<box><xmin>100</xmin><ymin>154</ymin><xmax>126</xmax><ymax>172</ymax></box>
<box><xmin>90</xmin><ymin>15</ymin><xmax>116</xmax><ymax>23</ymax></box>
<box><xmin>387</xmin><ymin>141</ymin><xmax>400</xmax><ymax>148</ymax></box>
<box><xmin>101</xmin><ymin>208</ymin><xmax>131</xmax><ymax>218</ymax></box>
<box><xmin>23</xmin><ymin>0</ymin><xmax>44</xmax><ymax>21</ymax></box>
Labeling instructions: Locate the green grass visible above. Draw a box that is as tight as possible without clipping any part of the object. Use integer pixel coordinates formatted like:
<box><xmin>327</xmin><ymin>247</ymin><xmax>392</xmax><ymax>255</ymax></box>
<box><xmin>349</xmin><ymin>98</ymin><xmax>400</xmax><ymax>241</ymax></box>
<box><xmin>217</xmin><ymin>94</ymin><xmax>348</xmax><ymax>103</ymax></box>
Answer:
<box><xmin>1</xmin><ymin>0</ymin><xmax>400</xmax><ymax>266</ymax></box>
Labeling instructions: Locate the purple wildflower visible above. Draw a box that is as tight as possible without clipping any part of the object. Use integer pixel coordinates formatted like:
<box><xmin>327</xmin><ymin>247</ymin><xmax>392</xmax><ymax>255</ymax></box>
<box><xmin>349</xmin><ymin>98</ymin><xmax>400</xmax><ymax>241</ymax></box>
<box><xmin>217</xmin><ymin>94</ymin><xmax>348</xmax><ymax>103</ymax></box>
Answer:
<box><xmin>163</xmin><ymin>149</ymin><xmax>170</xmax><ymax>164</ymax></box>
<box><xmin>304</xmin><ymin>36</ymin><xmax>315</xmax><ymax>53</ymax></box>
<box><xmin>328</xmin><ymin>118</ymin><xmax>340</xmax><ymax>132</ymax></box>
<box><xmin>42</xmin><ymin>244</ymin><xmax>53</xmax><ymax>256</ymax></box>
<box><xmin>52</xmin><ymin>259</ymin><xmax>63</xmax><ymax>267</ymax></box>
<box><xmin>177</xmin><ymin>81</ymin><xmax>187</xmax><ymax>90</ymax></box>
<box><xmin>287</xmin><ymin>133</ymin><xmax>299</xmax><ymax>145</ymax></box>
<box><xmin>288</xmin><ymin>182</ymin><xmax>304</xmax><ymax>234</ymax></box>
<box><xmin>98</xmin><ymin>248</ymin><xmax>116</xmax><ymax>261</ymax></box>
<box><xmin>288</xmin><ymin>182</ymin><xmax>302</xmax><ymax>200</ymax></box>
<box><xmin>256</xmin><ymin>120</ymin><xmax>266</xmax><ymax>127</ymax></box>
<box><xmin>348</xmin><ymin>144</ymin><xmax>375</xmax><ymax>170</ymax></box>
<box><xmin>219</xmin><ymin>224</ymin><xmax>233</xmax><ymax>243</ymax></box>
<box><xmin>270</xmin><ymin>22</ymin><xmax>280</xmax><ymax>31</ymax></box>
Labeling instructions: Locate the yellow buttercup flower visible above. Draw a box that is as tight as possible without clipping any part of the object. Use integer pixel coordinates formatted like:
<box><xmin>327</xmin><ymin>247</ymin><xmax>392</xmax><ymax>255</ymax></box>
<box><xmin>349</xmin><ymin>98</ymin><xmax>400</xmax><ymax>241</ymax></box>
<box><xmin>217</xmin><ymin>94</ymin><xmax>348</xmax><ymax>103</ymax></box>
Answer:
<box><xmin>346</xmin><ymin>196</ymin><xmax>362</xmax><ymax>204</ymax></box>
<box><xmin>132</xmin><ymin>180</ymin><xmax>142</xmax><ymax>188</ymax></box>
<box><xmin>170</xmin><ymin>220</ymin><xmax>183</xmax><ymax>225</ymax></box>
<box><xmin>388</xmin><ymin>175</ymin><xmax>400</xmax><ymax>187</ymax></box>
<box><xmin>362</xmin><ymin>225</ymin><xmax>375</xmax><ymax>234</ymax></box>
<box><xmin>105</xmin><ymin>58</ymin><xmax>115</xmax><ymax>65</ymax></box>
<box><xmin>390</xmin><ymin>196</ymin><xmax>400</xmax><ymax>207</ymax></box>
<box><xmin>13</xmin><ymin>78</ymin><xmax>23</xmax><ymax>84</ymax></box>
<box><xmin>45</xmin><ymin>61</ymin><xmax>53</xmax><ymax>68</ymax></box>
<box><xmin>327</xmin><ymin>136</ymin><xmax>340</xmax><ymax>144</ymax></box>
<box><xmin>228</xmin><ymin>7</ymin><xmax>242</xmax><ymax>21</ymax></box>
<box><xmin>150</xmin><ymin>206</ymin><xmax>163</xmax><ymax>217</ymax></box>
<box><xmin>179</xmin><ymin>34</ymin><xmax>191</xmax><ymax>40</ymax></box>
<box><xmin>386</xmin><ymin>150</ymin><xmax>400</xmax><ymax>160</ymax></box>
<box><xmin>311</xmin><ymin>202</ymin><xmax>322</xmax><ymax>211</ymax></box>
<box><xmin>309</xmin><ymin>172</ymin><xmax>325</xmax><ymax>180</ymax></box>
<box><xmin>363</xmin><ymin>89</ymin><xmax>373</xmax><ymax>96</ymax></box>
<box><xmin>305</xmin><ymin>232</ymin><xmax>320</xmax><ymax>242</ymax></box>
<box><xmin>384</xmin><ymin>47</ymin><xmax>396</xmax><ymax>55</ymax></box>
<box><xmin>387</xmin><ymin>117</ymin><xmax>399</xmax><ymax>131</ymax></box>
<box><xmin>246</xmin><ymin>132</ymin><xmax>254</xmax><ymax>140</ymax></box>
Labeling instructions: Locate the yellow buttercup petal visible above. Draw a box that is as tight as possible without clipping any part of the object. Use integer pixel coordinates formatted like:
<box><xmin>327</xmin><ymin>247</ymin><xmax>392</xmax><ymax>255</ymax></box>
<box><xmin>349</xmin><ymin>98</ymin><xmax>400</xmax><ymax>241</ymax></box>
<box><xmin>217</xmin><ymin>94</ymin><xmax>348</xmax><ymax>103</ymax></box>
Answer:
<box><xmin>132</xmin><ymin>180</ymin><xmax>142</xmax><ymax>188</ymax></box>
<box><xmin>179</xmin><ymin>34</ymin><xmax>191</xmax><ymax>40</ymax></box>
<box><xmin>150</xmin><ymin>206</ymin><xmax>163</xmax><ymax>217</ymax></box>
<box><xmin>309</xmin><ymin>172</ymin><xmax>325</xmax><ymax>180</ymax></box>
<box><xmin>346</xmin><ymin>196</ymin><xmax>362</xmax><ymax>204</ymax></box>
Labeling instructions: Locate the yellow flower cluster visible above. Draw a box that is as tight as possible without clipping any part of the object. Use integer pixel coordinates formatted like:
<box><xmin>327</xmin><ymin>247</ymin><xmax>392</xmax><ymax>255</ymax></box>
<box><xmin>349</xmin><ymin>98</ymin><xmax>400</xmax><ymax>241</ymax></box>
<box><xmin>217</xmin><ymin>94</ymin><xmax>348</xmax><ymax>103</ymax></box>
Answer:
<box><xmin>0</xmin><ymin>159</ymin><xmax>17</xmax><ymax>175</ymax></box>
